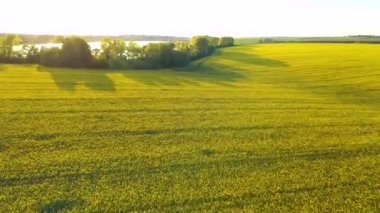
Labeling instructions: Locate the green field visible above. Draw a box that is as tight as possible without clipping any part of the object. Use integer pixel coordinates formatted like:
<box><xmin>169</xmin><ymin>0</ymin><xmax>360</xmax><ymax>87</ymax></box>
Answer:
<box><xmin>0</xmin><ymin>44</ymin><xmax>379</xmax><ymax>211</ymax></box>
<box><xmin>235</xmin><ymin>37</ymin><xmax>380</xmax><ymax>45</ymax></box>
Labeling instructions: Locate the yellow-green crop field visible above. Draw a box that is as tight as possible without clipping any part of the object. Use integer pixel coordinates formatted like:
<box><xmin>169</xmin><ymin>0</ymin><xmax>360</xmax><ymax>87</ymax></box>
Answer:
<box><xmin>0</xmin><ymin>44</ymin><xmax>379</xmax><ymax>211</ymax></box>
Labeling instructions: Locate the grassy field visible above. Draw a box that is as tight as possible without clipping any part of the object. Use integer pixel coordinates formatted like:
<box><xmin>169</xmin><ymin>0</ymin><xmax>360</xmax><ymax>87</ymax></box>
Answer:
<box><xmin>0</xmin><ymin>43</ymin><xmax>379</xmax><ymax>212</ymax></box>
<box><xmin>235</xmin><ymin>37</ymin><xmax>380</xmax><ymax>45</ymax></box>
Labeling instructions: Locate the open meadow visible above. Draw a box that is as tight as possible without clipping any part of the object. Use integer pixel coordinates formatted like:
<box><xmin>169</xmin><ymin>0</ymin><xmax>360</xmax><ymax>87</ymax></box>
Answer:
<box><xmin>0</xmin><ymin>43</ymin><xmax>379</xmax><ymax>211</ymax></box>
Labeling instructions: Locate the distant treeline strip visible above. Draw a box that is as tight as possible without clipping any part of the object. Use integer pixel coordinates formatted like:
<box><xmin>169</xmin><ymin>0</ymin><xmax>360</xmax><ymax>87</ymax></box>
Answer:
<box><xmin>0</xmin><ymin>34</ymin><xmax>234</xmax><ymax>69</ymax></box>
<box><xmin>0</xmin><ymin>34</ymin><xmax>189</xmax><ymax>44</ymax></box>
<box><xmin>295</xmin><ymin>41</ymin><xmax>380</xmax><ymax>44</ymax></box>
<box><xmin>260</xmin><ymin>40</ymin><xmax>380</xmax><ymax>44</ymax></box>
<box><xmin>235</xmin><ymin>36</ymin><xmax>380</xmax><ymax>45</ymax></box>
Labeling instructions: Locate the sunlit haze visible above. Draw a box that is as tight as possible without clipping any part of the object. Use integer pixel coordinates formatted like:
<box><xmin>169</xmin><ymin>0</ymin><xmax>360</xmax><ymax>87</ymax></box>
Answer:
<box><xmin>2</xmin><ymin>0</ymin><xmax>380</xmax><ymax>37</ymax></box>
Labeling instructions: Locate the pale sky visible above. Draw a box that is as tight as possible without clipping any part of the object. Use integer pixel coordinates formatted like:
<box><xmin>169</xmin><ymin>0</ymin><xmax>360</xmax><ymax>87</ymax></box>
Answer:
<box><xmin>1</xmin><ymin>0</ymin><xmax>379</xmax><ymax>37</ymax></box>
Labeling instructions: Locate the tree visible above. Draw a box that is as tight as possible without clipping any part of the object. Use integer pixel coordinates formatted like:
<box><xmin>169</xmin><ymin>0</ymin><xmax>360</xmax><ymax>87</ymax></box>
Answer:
<box><xmin>100</xmin><ymin>38</ymin><xmax>127</xmax><ymax>59</ymax></box>
<box><xmin>172</xmin><ymin>50</ymin><xmax>190</xmax><ymax>67</ymax></box>
<box><xmin>39</xmin><ymin>47</ymin><xmax>62</xmax><ymax>67</ymax></box>
<box><xmin>174</xmin><ymin>41</ymin><xmax>191</xmax><ymax>66</ymax></box>
<box><xmin>143</xmin><ymin>43</ymin><xmax>165</xmax><ymax>68</ymax></box>
<box><xmin>99</xmin><ymin>38</ymin><xmax>128</xmax><ymax>68</ymax></box>
<box><xmin>110</xmin><ymin>39</ymin><xmax>127</xmax><ymax>58</ymax></box>
<box><xmin>60</xmin><ymin>37</ymin><xmax>93</xmax><ymax>68</ymax></box>
<box><xmin>26</xmin><ymin>45</ymin><xmax>41</xmax><ymax>63</ymax></box>
<box><xmin>159</xmin><ymin>43</ymin><xmax>175</xmax><ymax>67</ymax></box>
<box><xmin>126</xmin><ymin>41</ymin><xmax>143</xmax><ymax>60</ymax></box>
<box><xmin>207</xmin><ymin>37</ymin><xmax>219</xmax><ymax>52</ymax></box>
<box><xmin>18</xmin><ymin>45</ymin><xmax>40</xmax><ymax>63</ymax></box>
<box><xmin>190</xmin><ymin>36</ymin><xmax>210</xmax><ymax>59</ymax></box>
<box><xmin>218</xmin><ymin>37</ymin><xmax>234</xmax><ymax>47</ymax></box>
<box><xmin>100</xmin><ymin>37</ymin><xmax>112</xmax><ymax>60</ymax></box>
<box><xmin>143</xmin><ymin>43</ymin><xmax>184</xmax><ymax>68</ymax></box>
<box><xmin>0</xmin><ymin>34</ymin><xmax>22</xmax><ymax>60</ymax></box>
<box><xmin>175</xmin><ymin>41</ymin><xmax>190</xmax><ymax>51</ymax></box>
<box><xmin>92</xmin><ymin>48</ymin><xmax>101</xmax><ymax>59</ymax></box>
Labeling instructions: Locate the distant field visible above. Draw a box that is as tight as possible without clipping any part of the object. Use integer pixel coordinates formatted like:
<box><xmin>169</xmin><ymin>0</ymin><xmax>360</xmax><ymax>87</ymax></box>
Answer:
<box><xmin>235</xmin><ymin>37</ymin><xmax>380</xmax><ymax>45</ymax></box>
<box><xmin>0</xmin><ymin>44</ymin><xmax>379</xmax><ymax>211</ymax></box>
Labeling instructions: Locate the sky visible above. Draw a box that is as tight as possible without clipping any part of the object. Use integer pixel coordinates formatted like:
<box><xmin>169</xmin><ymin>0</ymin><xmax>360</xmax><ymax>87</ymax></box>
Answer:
<box><xmin>1</xmin><ymin>0</ymin><xmax>379</xmax><ymax>37</ymax></box>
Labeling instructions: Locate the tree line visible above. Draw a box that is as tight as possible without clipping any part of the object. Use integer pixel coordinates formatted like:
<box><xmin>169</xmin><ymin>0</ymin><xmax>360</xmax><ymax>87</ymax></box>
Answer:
<box><xmin>0</xmin><ymin>34</ymin><xmax>234</xmax><ymax>69</ymax></box>
<box><xmin>0</xmin><ymin>34</ymin><xmax>189</xmax><ymax>44</ymax></box>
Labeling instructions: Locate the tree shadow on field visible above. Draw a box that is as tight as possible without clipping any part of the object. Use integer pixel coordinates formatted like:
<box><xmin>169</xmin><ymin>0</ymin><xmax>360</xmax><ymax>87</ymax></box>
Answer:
<box><xmin>36</xmin><ymin>47</ymin><xmax>289</xmax><ymax>89</ymax></box>
<box><xmin>119</xmin><ymin>48</ymin><xmax>288</xmax><ymax>87</ymax></box>
<box><xmin>39</xmin><ymin>199</ymin><xmax>83</xmax><ymax>213</ymax></box>
<box><xmin>220</xmin><ymin>49</ymin><xmax>289</xmax><ymax>68</ymax></box>
<box><xmin>38</xmin><ymin>66</ymin><xmax>116</xmax><ymax>92</ymax></box>
<box><xmin>121</xmin><ymin>61</ymin><xmax>247</xmax><ymax>87</ymax></box>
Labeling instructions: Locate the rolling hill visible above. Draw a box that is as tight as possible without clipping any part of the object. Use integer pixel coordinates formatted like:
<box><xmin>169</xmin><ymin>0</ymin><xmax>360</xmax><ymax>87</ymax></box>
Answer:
<box><xmin>0</xmin><ymin>43</ymin><xmax>379</xmax><ymax>211</ymax></box>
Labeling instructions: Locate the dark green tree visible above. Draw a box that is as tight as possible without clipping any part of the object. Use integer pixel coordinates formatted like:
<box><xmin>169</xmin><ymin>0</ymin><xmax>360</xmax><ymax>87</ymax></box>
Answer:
<box><xmin>190</xmin><ymin>36</ymin><xmax>210</xmax><ymax>59</ymax></box>
<box><xmin>0</xmin><ymin>34</ymin><xmax>22</xmax><ymax>61</ymax></box>
<box><xmin>175</xmin><ymin>41</ymin><xmax>190</xmax><ymax>51</ymax></box>
<box><xmin>218</xmin><ymin>37</ymin><xmax>234</xmax><ymax>47</ymax></box>
<box><xmin>143</xmin><ymin>43</ymin><xmax>165</xmax><ymax>68</ymax></box>
<box><xmin>60</xmin><ymin>37</ymin><xmax>93</xmax><ymax>68</ymax></box>
<box><xmin>20</xmin><ymin>45</ymin><xmax>40</xmax><ymax>63</ymax></box>
<box><xmin>99</xmin><ymin>38</ymin><xmax>128</xmax><ymax>68</ymax></box>
<box><xmin>126</xmin><ymin>41</ymin><xmax>143</xmax><ymax>60</ymax></box>
<box><xmin>39</xmin><ymin>47</ymin><xmax>62</xmax><ymax>67</ymax></box>
<box><xmin>207</xmin><ymin>37</ymin><xmax>220</xmax><ymax>52</ymax></box>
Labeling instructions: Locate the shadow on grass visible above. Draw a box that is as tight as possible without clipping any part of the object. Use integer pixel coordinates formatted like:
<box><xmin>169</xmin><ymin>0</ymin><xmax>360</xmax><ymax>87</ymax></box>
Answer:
<box><xmin>39</xmin><ymin>199</ymin><xmax>83</xmax><ymax>213</ymax></box>
<box><xmin>36</xmin><ymin>47</ymin><xmax>288</xmax><ymax>90</ymax></box>
<box><xmin>219</xmin><ymin>46</ymin><xmax>380</xmax><ymax>108</ymax></box>
<box><xmin>38</xmin><ymin>61</ymin><xmax>248</xmax><ymax>90</ymax></box>
<box><xmin>38</xmin><ymin>66</ymin><xmax>116</xmax><ymax>92</ymax></box>
<box><xmin>122</xmin><ymin>46</ymin><xmax>289</xmax><ymax>87</ymax></box>
<box><xmin>220</xmin><ymin>50</ymin><xmax>289</xmax><ymax>67</ymax></box>
<box><xmin>121</xmin><ymin>61</ymin><xmax>247</xmax><ymax>87</ymax></box>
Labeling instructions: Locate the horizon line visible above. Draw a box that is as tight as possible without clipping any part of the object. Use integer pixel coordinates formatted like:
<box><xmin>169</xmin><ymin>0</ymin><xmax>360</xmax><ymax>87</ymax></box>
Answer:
<box><xmin>1</xmin><ymin>32</ymin><xmax>380</xmax><ymax>38</ymax></box>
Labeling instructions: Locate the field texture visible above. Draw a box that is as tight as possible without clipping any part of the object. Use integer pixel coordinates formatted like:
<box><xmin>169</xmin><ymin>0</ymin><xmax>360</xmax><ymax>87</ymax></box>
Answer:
<box><xmin>0</xmin><ymin>44</ymin><xmax>379</xmax><ymax>212</ymax></box>
<box><xmin>235</xmin><ymin>37</ymin><xmax>380</xmax><ymax>45</ymax></box>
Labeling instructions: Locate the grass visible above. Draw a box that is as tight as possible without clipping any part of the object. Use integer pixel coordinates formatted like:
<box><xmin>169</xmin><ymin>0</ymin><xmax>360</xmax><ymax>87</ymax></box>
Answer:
<box><xmin>0</xmin><ymin>43</ymin><xmax>379</xmax><ymax>212</ymax></box>
<box><xmin>235</xmin><ymin>37</ymin><xmax>380</xmax><ymax>45</ymax></box>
